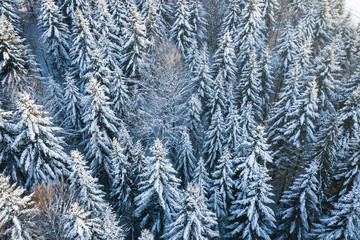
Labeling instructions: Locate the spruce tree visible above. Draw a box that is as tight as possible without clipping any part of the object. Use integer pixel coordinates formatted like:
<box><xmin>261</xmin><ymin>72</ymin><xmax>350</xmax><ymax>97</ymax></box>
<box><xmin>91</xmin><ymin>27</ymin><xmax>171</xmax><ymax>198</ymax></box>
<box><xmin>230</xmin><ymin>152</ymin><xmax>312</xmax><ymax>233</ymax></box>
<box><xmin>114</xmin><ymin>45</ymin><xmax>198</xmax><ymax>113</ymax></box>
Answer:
<box><xmin>219</xmin><ymin>0</ymin><xmax>242</xmax><ymax>40</ymax></box>
<box><xmin>64</xmin><ymin>202</ymin><xmax>102</xmax><ymax>240</ymax></box>
<box><xmin>186</xmin><ymin>94</ymin><xmax>203</xmax><ymax>155</ymax></box>
<box><xmin>0</xmin><ymin>108</ymin><xmax>14</xmax><ymax>176</ymax></box>
<box><xmin>0</xmin><ymin>174</ymin><xmax>35</xmax><ymax>239</ymax></box>
<box><xmin>170</xmin><ymin>0</ymin><xmax>195</xmax><ymax>58</ymax></box>
<box><xmin>69</xmin><ymin>150</ymin><xmax>107</xmax><ymax>217</ymax></box>
<box><xmin>82</xmin><ymin>77</ymin><xmax>121</xmax><ymax>187</ymax></box>
<box><xmin>110</xmin><ymin>71</ymin><xmax>130</xmax><ymax>120</ymax></box>
<box><xmin>262</xmin><ymin>0</ymin><xmax>278</xmax><ymax>33</ymax></box>
<box><xmin>176</xmin><ymin>129</ymin><xmax>197</xmax><ymax>186</ymax></box>
<box><xmin>267</xmin><ymin>63</ymin><xmax>302</xmax><ymax>171</ymax></box>
<box><xmin>91</xmin><ymin>0</ymin><xmax>122</xmax><ymax>71</ymax></box>
<box><xmin>70</xmin><ymin>7</ymin><xmax>97</xmax><ymax>89</ymax></box>
<box><xmin>193</xmin><ymin>157</ymin><xmax>211</xmax><ymax>199</ymax></box>
<box><xmin>162</xmin><ymin>183</ymin><xmax>219</xmax><ymax>240</ymax></box>
<box><xmin>209</xmin><ymin>147</ymin><xmax>235</xmax><ymax>236</ymax></box>
<box><xmin>228</xmin><ymin>126</ymin><xmax>275</xmax><ymax>240</ymax></box>
<box><xmin>193</xmin><ymin>50</ymin><xmax>213</xmax><ymax>110</ymax></box>
<box><xmin>38</xmin><ymin>0</ymin><xmax>71</xmax><ymax>72</ymax></box>
<box><xmin>314</xmin><ymin>44</ymin><xmax>341</xmax><ymax>115</ymax></box>
<box><xmin>258</xmin><ymin>47</ymin><xmax>275</xmax><ymax>119</ymax></box>
<box><xmin>110</xmin><ymin>138</ymin><xmax>133</xmax><ymax>215</ymax></box>
<box><xmin>313</xmin><ymin>0</ymin><xmax>334</xmax><ymax>53</ymax></box>
<box><xmin>273</xmin><ymin>23</ymin><xmax>300</xmax><ymax>92</ymax></box>
<box><xmin>238</xmin><ymin>49</ymin><xmax>263</xmax><ymax>121</ymax></box>
<box><xmin>212</xmin><ymin>30</ymin><xmax>237</xmax><ymax>86</ymax></box>
<box><xmin>11</xmin><ymin>92</ymin><xmax>70</xmax><ymax>189</ymax></box>
<box><xmin>0</xmin><ymin>0</ymin><xmax>19</xmax><ymax>25</ymax></box>
<box><xmin>61</xmin><ymin>71</ymin><xmax>83</xmax><ymax>133</ymax></box>
<box><xmin>45</xmin><ymin>76</ymin><xmax>65</xmax><ymax>119</ymax></box>
<box><xmin>203</xmin><ymin>107</ymin><xmax>225</xmax><ymax>173</ymax></box>
<box><xmin>0</xmin><ymin>15</ymin><xmax>39</xmax><ymax>95</ymax></box>
<box><xmin>142</xmin><ymin>0</ymin><xmax>166</xmax><ymax>46</ymax></box>
<box><xmin>314</xmin><ymin>183</ymin><xmax>360</xmax><ymax>240</ymax></box>
<box><xmin>121</xmin><ymin>0</ymin><xmax>148</xmax><ymax>78</ymax></box>
<box><xmin>236</xmin><ymin>0</ymin><xmax>266</xmax><ymax>72</ymax></box>
<box><xmin>276</xmin><ymin>160</ymin><xmax>320</xmax><ymax>240</ymax></box>
<box><xmin>189</xmin><ymin>0</ymin><xmax>207</xmax><ymax>47</ymax></box>
<box><xmin>134</xmin><ymin>139</ymin><xmax>182</xmax><ymax>238</ymax></box>
<box><xmin>310</xmin><ymin>113</ymin><xmax>341</xmax><ymax>204</ymax></box>
<box><xmin>278</xmin><ymin>79</ymin><xmax>319</xmax><ymax>170</ymax></box>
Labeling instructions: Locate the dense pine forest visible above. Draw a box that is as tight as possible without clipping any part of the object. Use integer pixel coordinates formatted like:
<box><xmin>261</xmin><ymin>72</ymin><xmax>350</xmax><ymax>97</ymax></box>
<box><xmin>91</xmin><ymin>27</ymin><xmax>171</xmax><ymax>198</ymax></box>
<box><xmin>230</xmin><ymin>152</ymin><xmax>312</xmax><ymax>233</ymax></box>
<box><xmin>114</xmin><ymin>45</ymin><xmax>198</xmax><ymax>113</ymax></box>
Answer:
<box><xmin>0</xmin><ymin>0</ymin><xmax>360</xmax><ymax>239</ymax></box>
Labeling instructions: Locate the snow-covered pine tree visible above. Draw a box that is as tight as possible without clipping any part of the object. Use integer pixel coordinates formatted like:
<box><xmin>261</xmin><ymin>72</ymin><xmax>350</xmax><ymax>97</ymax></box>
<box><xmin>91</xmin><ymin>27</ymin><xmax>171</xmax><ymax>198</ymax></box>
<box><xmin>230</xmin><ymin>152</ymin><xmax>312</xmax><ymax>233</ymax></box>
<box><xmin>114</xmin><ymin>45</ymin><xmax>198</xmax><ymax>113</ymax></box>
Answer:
<box><xmin>82</xmin><ymin>44</ymin><xmax>113</xmax><ymax>89</ymax></box>
<box><xmin>297</xmin><ymin>1</ymin><xmax>317</xmax><ymax>42</ymax></box>
<box><xmin>110</xmin><ymin>70</ymin><xmax>130</xmax><ymax>120</ymax></box>
<box><xmin>0</xmin><ymin>0</ymin><xmax>19</xmax><ymax>25</ymax></box>
<box><xmin>189</xmin><ymin>0</ymin><xmax>207</xmax><ymax>47</ymax></box>
<box><xmin>314</xmin><ymin>44</ymin><xmax>341</xmax><ymax>115</ymax></box>
<box><xmin>170</xmin><ymin>0</ymin><xmax>195</xmax><ymax>58</ymax></box>
<box><xmin>205</xmin><ymin>69</ymin><xmax>226</xmax><ymax>121</ymax></box>
<box><xmin>224</xmin><ymin>85</ymin><xmax>242</xmax><ymax>154</ymax></box>
<box><xmin>237</xmin><ymin>49</ymin><xmax>263</xmax><ymax>121</ymax></box>
<box><xmin>209</xmin><ymin>147</ymin><xmax>235</xmax><ymax>236</ymax></box>
<box><xmin>58</xmin><ymin>0</ymin><xmax>90</xmax><ymax>21</ymax></box>
<box><xmin>162</xmin><ymin>183</ymin><xmax>218</xmax><ymax>240</ymax></box>
<box><xmin>313</xmin><ymin>183</ymin><xmax>360</xmax><ymax>240</ymax></box>
<box><xmin>193</xmin><ymin>49</ymin><xmax>213</xmax><ymax>111</ymax></box>
<box><xmin>45</xmin><ymin>76</ymin><xmax>65</xmax><ymax>120</ymax></box>
<box><xmin>258</xmin><ymin>47</ymin><xmax>275</xmax><ymax>119</ymax></box>
<box><xmin>64</xmin><ymin>202</ymin><xmax>102</xmax><ymax>240</ymax></box>
<box><xmin>313</xmin><ymin>0</ymin><xmax>334</xmax><ymax>53</ymax></box>
<box><xmin>38</xmin><ymin>0</ymin><xmax>71</xmax><ymax>72</ymax></box>
<box><xmin>273</xmin><ymin>23</ymin><xmax>300</xmax><ymax>93</ymax></box>
<box><xmin>70</xmin><ymin>7</ymin><xmax>97</xmax><ymax>90</ymax></box>
<box><xmin>228</xmin><ymin>126</ymin><xmax>275</xmax><ymax>240</ymax></box>
<box><xmin>219</xmin><ymin>0</ymin><xmax>242</xmax><ymax>41</ymax></box>
<box><xmin>203</xmin><ymin>107</ymin><xmax>225</xmax><ymax>173</ymax></box>
<box><xmin>186</xmin><ymin>40</ymin><xmax>201</xmax><ymax>75</ymax></box>
<box><xmin>235</xmin><ymin>0</ymin><xmax>266</xmax><ymax>72</ymax></box>
<box><xmin>0</xmin><ymin>15</ymin><xmax>39</xmax><ymax>96</ymax></box>
<box><xmin>175</xmin><ymin>129</ymin><xmax>197</xmax><ymax>186</ymax></box>
<box><xmin>69</xmin><ymin>150</ymin><xmax>107</xmax><ymax>217</ymax></box>
<box><xmin>276</xmin><ymin>160</ymin><xmax>320</xmax><ymax>240</ymax></box>
<box><xmin>102</xmin><ymin>205</ymin><xmax>125</xmax><ymax>240</ymax></box>
<box><xmin>134</xmin><ymin>139</ymin><xmax>182</xmax><ymax>238</ymax></box>
<box><xmin>337</xmin><ymin>136</ymin><xmax>360</xmax><ymax>198</ymax></box>
<box><xmin>139</xmin><ymin>229</ymin><xmax>154</xmax><ymax>240</ymax></box>
<box><xmin>0</xmin><ymin>174</ymin><xmax>35</xmax><ymax>239</ymax></box>
<box><xmin>121</xmin><ymin>0</ymin><xmax>148</xmax><ymax>78</ymax></box>
<box><xmin>91</xmin><ymin>0</ymin><xmax>122</xmax><ymax>72</ymax></box>
<box><xmin>310</xmin><ymin>113</ymin><xmax>341</xmax><ymax>204</ymax></box>
<box><xmin>82</xmin><ymin>77</ymin><xmax>121</xmax><ymax>187</ymax></box>
<box><xmin>11</xmin><ymin>92</ymin><xmax>70</xmax><ymax>189</ymax></box>
<box><xmin>267</xmin><ymin>63</ymin><xmax>302</xmax><ymax>171</ymax></box>
<box><xmin>193</xmin><ymin>157</ymin><xmax>211</xmax><ymax>199</ymax></box>
<box><xmin>212</xmin><ymin>30</ymin><xmax>237</xmax><ymax>86</ymax></box>
<box><xmin>0</xmin><ymin>108</ymin><xmax>14</xmax><ymax>176</ymax></box>
<box><xmin>107</xmin><ymin>0</ymin><xmax>129</xmax><ymax>40</ymax></box>
<box><xmin>186</xmin><ymin>94</ymin><xmax>203</xmax><ymax>155</ymax></box>
<box><xmin>277</xmin><ymin>79</ymin><xmax>319</xmax><ymax>171</ymax></box>
<box><xmin>141</xmin><ymin>0</ymin><xmax>166</xmax><ymax>46</ymax></box>
<box><xmin>110</xmin><ymin>138</ymin><xmax>133</xmax><ymax>215</ymax></box>
<box><xmin>262</xmin><ymin>0</ymin><xmax>278</xmax><ymax>34</ymax></box>
<box><xmin>61</xmin><ymin>71</ymin><xmax>83</xmax><ymax>133</ymax></box>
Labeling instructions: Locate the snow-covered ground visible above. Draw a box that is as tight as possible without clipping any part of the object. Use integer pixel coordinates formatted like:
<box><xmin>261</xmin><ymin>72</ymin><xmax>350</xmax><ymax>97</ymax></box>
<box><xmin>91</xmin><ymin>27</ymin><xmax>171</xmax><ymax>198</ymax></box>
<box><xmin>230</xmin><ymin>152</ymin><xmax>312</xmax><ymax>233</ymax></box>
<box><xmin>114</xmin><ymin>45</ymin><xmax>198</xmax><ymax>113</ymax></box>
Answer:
<box><xmin>345</xmin><ymin>0</ymin><xmax>360</xmax><ymax>23</ymax></box>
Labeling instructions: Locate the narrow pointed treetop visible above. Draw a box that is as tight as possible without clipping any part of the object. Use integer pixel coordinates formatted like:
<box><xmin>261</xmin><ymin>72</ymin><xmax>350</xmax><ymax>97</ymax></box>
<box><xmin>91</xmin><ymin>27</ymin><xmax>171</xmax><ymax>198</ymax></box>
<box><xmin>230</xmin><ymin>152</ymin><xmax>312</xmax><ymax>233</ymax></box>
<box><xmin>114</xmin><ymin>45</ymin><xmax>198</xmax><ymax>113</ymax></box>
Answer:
<box><xmin>135</xmin><ymin>139</ymin><xmax>182</xmax><ymax>238</ymax></box>
<box><xmin>162</xmin><ymin>183</ymin><xmax>219</xmax><ymax>240</ymax></box>
<box><xmin>11</xmin><ymin>92</ymin><xmax>70</xmax><ymax>189</ymax></box>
